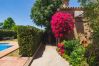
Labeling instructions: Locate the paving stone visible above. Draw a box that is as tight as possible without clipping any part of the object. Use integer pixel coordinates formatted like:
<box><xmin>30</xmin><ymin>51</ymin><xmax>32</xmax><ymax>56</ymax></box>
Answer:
<box><xmin>31</xmin><ymin>45</ymin><xmax>69</xmax><ymax>66</ymax></box>
<box><xmin>0</xmin><ymin>57</ymin><xmax>28</xmax><ymax>66</ymax></box>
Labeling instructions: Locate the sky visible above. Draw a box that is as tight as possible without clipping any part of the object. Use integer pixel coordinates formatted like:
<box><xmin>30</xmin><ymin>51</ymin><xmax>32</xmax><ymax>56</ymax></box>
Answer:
<box><xmin>0</xmin><ymin>0</ymin><xmax>80</xmax><ymax>26</ymax></box>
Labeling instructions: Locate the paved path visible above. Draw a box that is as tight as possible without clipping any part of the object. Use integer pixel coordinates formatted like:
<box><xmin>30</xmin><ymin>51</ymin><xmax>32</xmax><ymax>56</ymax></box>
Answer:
<box><xmin>0</xmin><ymin>57</ymin><xmax>28</xmax><ymax>66</ymax></box>
<box><xmin>31</xmin><ymin>45</ymin><xmax>69</xmax><ymax>66</ymax></box>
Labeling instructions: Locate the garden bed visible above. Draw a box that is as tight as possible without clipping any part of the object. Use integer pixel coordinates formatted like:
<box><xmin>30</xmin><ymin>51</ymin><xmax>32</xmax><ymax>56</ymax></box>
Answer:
<box><xmin>56</xmin><ymin>40</ymin><xmax>89</xmax><ymax>66</ymax></box>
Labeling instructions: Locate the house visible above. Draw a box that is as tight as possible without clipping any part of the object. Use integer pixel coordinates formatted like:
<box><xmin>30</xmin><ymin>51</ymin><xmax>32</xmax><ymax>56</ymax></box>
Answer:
<box><xmin>58</xmin><ymin>0</ymin><xmax>91</xmax><ymax>44</ymax></box>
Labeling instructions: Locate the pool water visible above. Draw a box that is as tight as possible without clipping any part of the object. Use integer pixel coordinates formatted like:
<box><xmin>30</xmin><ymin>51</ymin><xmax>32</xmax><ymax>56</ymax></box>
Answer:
<box><xmin>0</xmin><ymin>43</ymin><xmax>12</xmax><ymax>51</ymax></box>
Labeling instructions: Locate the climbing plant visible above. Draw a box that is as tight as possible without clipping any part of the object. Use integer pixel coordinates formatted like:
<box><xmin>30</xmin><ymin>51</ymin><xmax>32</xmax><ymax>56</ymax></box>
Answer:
<box><xmin>51</xmin><ymin>12</ymin><xmax>75</xmax><ymax>38</ymax></box>
<box><xmin>78</xmin><ymin>0</ymin><xmax>99</xmax><ymax>66</ymax></box>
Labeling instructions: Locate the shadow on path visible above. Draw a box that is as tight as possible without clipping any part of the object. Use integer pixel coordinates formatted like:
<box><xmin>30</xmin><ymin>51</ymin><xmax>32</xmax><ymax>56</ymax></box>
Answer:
<box><xmin>33</xmin><ymin>43</ymin><xmax>56</xmax><ymax>60</ymax></box>
<box><xmin>33</xmin><ymin>44</ymin><xmax>46</xmax><ymax>59</ymax></box>
<box><xmin>31</xmin><ymin>44</ymin><xmax>69</xmax><ymax>66</ymax></box>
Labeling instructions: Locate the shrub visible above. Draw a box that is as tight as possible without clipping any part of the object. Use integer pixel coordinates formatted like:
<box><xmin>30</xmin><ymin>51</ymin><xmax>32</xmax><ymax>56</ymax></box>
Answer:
<box><xmin>85</xmin><ymin>31</ymin><xmax>99</xmax><ymax>66</ymax></box>
<box><xmin>51</xmin><ymin>12</ymin><xmax>75</xmax><ymax>38</ymax></box>
<box><xmin>0</xmin><ymin>29</ymin><xmax>17</xmax><ymax>40</ymax></box>
<box><xmin>62</xmin><ymin>54</ymin><xmax>71</xmax><ymax>61</ymax></box>
<box><xmin>85</xmin><ymin>43</ymin><xmax>97</xmax><ymax>66</ymax></box>
<box><xmin>61</xmin><ymin>40</ymin><xmax>87</xmax><ymax>66</ymax></box>
<box><xmin>70</xmin><ymin>46</ymin><xmax>85</xmax><ymax>66</ymax></box>
<box><xmin>63</xmin><ymin>40</ymin><xmax>80</xmax><ymax>55</ymax></box>
<box><xmin>17</xmin><ymin>26</ymin><xmax>43</xmax><ymax>57</ymax></box>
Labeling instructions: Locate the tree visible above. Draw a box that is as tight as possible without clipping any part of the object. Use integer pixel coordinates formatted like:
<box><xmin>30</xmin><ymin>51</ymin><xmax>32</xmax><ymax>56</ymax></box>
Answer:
<box><xmin>0</xmin><ymin>22</ymin><xmax>3</xmax><ymax>29</ymax></box>
<box><xmin>11</xmin><ymin>25</ymin><xmax>18</xmax><ymax>32</ymax></box>
<box><xmin>30</xmin><ymin>0</ymin><xmax>62</xmax><ymax>28</ymax></box>
<box><xmin>78</xmin><ymin>0</ymin><xmax>99</xmax><ymax>37</ymax></box>
<box><xmin>3</xmin><ymin>17</ymin><xmax>16</xmax><ymax>29</ymax></box>
<box><xmin>78</xmin><ymin>0</ymin><xmax>97</xmax><ymax>5</ymax></box>
<box><xmin>0</xmin><ymin>23</ymin><xmax>3</xmax><ymax>26</ymax></box>
<box><xmin>78</xmin><ymin>0</ymin><xmax>99</xmax><ymax>66</ymax></box>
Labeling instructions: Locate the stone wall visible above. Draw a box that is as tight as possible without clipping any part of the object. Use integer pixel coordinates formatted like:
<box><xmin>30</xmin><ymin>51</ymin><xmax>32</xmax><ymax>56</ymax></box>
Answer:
<box><xmin>75</xmin><ymin>17</ymin><xmax>92</xmax><ymax>46</ymax></box>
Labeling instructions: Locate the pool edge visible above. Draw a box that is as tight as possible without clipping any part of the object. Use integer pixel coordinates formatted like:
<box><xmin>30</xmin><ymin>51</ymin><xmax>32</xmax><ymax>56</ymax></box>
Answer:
<box><xmin>0</xmin><ymin>42</ymin><xmax>19</xmax><ymax>58</ymax></box>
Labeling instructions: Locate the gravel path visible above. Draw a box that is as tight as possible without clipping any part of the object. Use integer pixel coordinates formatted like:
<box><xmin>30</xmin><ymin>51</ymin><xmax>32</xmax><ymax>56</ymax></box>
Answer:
<box><xmin>31</xmin><ymin>45</ymin><xmax>69</xmax><ymax>66</ymax></box>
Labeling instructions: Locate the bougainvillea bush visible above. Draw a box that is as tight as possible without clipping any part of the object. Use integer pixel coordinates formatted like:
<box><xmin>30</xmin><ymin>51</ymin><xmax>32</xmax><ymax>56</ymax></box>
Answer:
<box><xmin>51</xmin><ymin>12</ymin><xmax>75</xmax><ymax>38</ymax></box>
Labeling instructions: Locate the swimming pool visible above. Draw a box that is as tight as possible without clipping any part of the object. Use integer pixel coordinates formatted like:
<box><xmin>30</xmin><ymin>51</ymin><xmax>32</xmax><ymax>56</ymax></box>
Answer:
<box><xmin>0</xmin><ymin>43</ymin><xmax>12</xmax><ymax>51</ymax></box>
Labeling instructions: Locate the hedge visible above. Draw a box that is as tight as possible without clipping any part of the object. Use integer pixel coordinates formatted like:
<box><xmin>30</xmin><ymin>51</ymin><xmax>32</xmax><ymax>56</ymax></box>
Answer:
<box><xmin>0</xmin><ymin>29</ymin><xmax>17</xmax><ymax>40</ymax></box>
<box><xmin>17</xmin><ymin>26</ymin><xmax>43</xmax><ymax>57</ymax></box>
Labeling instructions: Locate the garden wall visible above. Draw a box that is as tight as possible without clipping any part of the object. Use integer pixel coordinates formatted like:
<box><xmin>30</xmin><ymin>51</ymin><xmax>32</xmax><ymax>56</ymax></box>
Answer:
<box><xmin>59</xmin><ymin>9</ymin><xmax>92</xmax><ymax>43</ymax></box>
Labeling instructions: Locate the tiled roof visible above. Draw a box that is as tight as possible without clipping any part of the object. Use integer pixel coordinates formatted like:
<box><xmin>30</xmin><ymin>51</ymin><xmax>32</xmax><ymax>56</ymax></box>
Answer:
<box><xmin>59</xmin><ymin>6</ymin><xmax>83</xmax><ymax>11</ymax></box>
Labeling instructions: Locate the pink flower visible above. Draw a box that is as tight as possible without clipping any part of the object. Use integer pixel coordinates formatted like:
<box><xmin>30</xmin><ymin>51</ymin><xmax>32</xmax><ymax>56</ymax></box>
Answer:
<box><xmin>60</xmin><ymin>33</ymin><xmax>63</xmax><ymax>37</ymax></box>
<box><xmin>57</xmin><ymin>43</ymin><xmax>61</xmax><ymax>48</ymax></box>
<box><xmin>57</xmin><ymin>43</ymin><xmax>64</xmax><ymax>48</ymax></box>
<box><xmin>51</xmin><ymin>12</ymin><xmax>75</xmax><ymax>38</ymax></box>
<box><xmin>60</xmin><ymin>49</ymin><xmax>65</xmax><ymax>55</ymax></box>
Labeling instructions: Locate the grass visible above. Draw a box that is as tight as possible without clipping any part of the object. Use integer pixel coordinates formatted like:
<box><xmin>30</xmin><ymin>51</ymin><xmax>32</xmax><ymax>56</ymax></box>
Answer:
<box><xmin>7</xmin><ymin>49</ymin><xmax>21</xmax><ymax>57</ymax></box>
<box><xmin>0</xmin><ymin>39</ymin><xmax>17</xmax><ymax>42</ymax></box>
